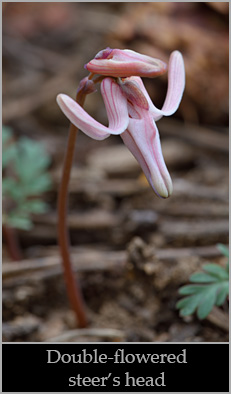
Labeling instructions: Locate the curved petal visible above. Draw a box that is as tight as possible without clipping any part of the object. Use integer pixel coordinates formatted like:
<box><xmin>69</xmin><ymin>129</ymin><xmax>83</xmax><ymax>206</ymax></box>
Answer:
<box><xmin>130</xmin><ymin>51</ymin><xmax>185</xmax><ymax>120</ymax></box>
<box><xmin>160</xmin><ymin>50</ymin><xmax>185</xmax><ymax>116</ymax></box>
<box><xmin>86</xmin><ymin>48</ymin><xmax>167</xmax><ymax>78</ymax></box>
<box><xmin>121</xmin><ymin>114</ymin><xmax>172</xmax><ymax>198</ymax></box>
<box><xmin>100</xmin><ymin>77</ymin><xmax>129</xmax><ymax>134</ymax></box>
<box><xmin>57</xmin><ymin>78</ymin><xmax>129</xmax><ymax>141</ymax></box>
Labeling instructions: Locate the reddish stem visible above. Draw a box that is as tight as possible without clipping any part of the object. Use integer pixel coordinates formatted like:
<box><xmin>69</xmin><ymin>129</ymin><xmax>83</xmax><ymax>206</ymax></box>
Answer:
<box><xmin>58</xmin><ymin>120</ymin><xmax>88</xmax><ymax>328</ymax></box>
<box><xmin>2</xmin><ymin>225</ymin><xmax>23</xmax><ymax>261</ymax></box>
<box><xmin>58</xmin><ymin>74</ymin><xmax>98</xmax><ymax>328</ymax></box>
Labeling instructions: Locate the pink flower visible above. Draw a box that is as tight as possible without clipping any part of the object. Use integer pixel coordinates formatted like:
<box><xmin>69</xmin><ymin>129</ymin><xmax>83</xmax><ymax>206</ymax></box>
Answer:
<box><xmin>57</xmin><ymin>50</ymin><xmax>185</xmax><ymax>198</ymax></box>
<box><xmin>85</xmin><ymin>47</ymin><xmax>167</xmax><ymax>78</ymax></box>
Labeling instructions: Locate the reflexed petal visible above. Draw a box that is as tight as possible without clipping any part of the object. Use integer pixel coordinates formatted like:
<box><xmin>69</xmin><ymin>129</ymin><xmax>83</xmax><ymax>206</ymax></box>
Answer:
<box><xmin>121</xmin><ymin>114</ymin><xmax>172</xmax><ymax>198</ymax></box>
<box><xmin>86</xmin><ymin>48</ymin><xmax>167</xmax><ymax>78</ymax></box>
<box><xmin>160</xmin><ymin>50</ymin><xmax>185</xmax><ymax>116</ymax></box>
<box><xmin>100</xmin><ymin>77</ymin><xmax>129</xmax><ymax>134</ymax></box>
<box><xmin>57</xmin><ymin>78</ymin><xmax>129</xmax><ymax>140</ymax></box>
<box><xmin>130</xmin><ymin>51</ymin><xmax>185</xmax><ymax>120</ymax></box>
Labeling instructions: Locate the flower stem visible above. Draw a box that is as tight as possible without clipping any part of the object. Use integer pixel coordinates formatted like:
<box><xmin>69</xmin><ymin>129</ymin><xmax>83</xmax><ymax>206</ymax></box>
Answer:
<box><xmin>58</xmin><ymin>106</ymin><xmax>87</xmax><ymax>328</ymax></box>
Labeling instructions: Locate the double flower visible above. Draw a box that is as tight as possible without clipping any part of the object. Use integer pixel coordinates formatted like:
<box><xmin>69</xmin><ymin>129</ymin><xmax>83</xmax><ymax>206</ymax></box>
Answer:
<box><xmin>57</xmin><ymin>48</ymin><xmax>185</xmax><ymax>198</ymax></box>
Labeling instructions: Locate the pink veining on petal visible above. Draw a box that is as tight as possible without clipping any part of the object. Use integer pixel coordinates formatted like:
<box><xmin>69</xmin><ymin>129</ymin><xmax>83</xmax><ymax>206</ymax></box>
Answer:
<box><xmin>161</xmin><ymin>50</ymin><xmax>185</xmax><ymax>115</ymax></box>
<box><xmin>86</xmin><ymin>48</ymin><xmax>167</xmax><ymax>78</ymax></box>
<box><xmin>100</xmin><ymin>77</ymin><xmax>129</xmax><ymax>134</ymax></box>
<box><xmin>56</xmin><ymin>78</ymin><xmax>129</xmax><ymax>141</ymax></box>
<box><xmin>121</xmin><ymin>113</ymin><xmax>172</xmax><ymax>198</ymax></box>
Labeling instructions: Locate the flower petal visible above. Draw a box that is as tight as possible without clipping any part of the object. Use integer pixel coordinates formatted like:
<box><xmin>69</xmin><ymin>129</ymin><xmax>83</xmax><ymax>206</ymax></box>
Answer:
<box><xmin>118</xmin><ymin>77</ymin><xmax>149</xmax><ymax>110</ymax></box>
<box><xmin>57</xmin><ymin>78</ymin><xmax>129</xmax><ymax>140</ymax></box>
<box><xmin>100</xmin><ymin>77</ymin><xmax>129</xmax><ymax>134</ymax></box>
<box><xmin>160</xmin><ymin>50</ymin><xmax>185</xmax><ymax>116</ymax></box>
<box><xmin>121</xmin><ymin>114</ymin><xmax>172</xmax><ymax>198</ymax></box>
<box><xmin>130</xmin><ymin>51</ymin><xmax>185</xmax><ymax>120</ymax></box>
<box><xmin>86</xmin><ymin>48</ymin><xmax>167</xmax><ymax>78</ymax></box>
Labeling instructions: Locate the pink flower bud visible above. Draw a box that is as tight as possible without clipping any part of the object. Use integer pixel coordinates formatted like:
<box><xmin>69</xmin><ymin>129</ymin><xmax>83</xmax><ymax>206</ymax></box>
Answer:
<box><xmin>85</xmin><ymin>48</ymin><xmax>167</xmax><ymax>78</ymax></box>
<box><xmin>77</xmin><ymin>77</ymin><xmax>97</xmax><ymax>96</ymax></box>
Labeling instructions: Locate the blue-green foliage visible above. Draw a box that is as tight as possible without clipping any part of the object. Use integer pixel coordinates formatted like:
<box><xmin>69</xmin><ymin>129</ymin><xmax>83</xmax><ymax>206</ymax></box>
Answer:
<box><xmin>176</xmin><ymin>244</ymin><xmax>229</xmax><ymax>319</ymax></box>
<box><xmin>2</xmin><ymin>126</ymin><xmax>52</xmax><ymax>230</ymax></box>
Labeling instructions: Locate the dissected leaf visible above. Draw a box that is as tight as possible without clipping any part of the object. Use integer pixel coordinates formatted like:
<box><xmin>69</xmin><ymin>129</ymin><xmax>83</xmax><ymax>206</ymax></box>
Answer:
<box><xmin>15</xmin><ymin>138</ymin><xmax>51</xmax><ymax>184</ymax></box>
<box><xmin>7</xmin><ymin>215</ymin><xmax>33</xmax><ymax>230</ymax></box>
<box><xmin>178</xmin><ymin>284</ymin><xmax>206</xmax><ymax>295</ymax></box>
<box><xmin>202</xmin><ymin>263</ymin><xmax>228</xmax><ymax>280</ymax></box>
<box><xmin>2</xmin><ymin>126</ymin><xmax>17</xmax><ymax>168</ymax></box>
<box><xmin>2</xmin><ymin>126</ymin><xmax>52</xmax><ymax>231</ymax></box>
<box><xmin>23</xmin><ymin>174</ymin><xmax>52</xmax><ymax>194</ymax></box>
<box><xmin>2</xmin><ymin>145</ymin><xmax>17</xmax><ymax>168</ymax></box>
<box><xmin>189</xmin><ymin>272</ymin><xmax>217</xmax><ymax>283</ymax></box>
<box><xmin>197</xmin><ymin>286</ymin><xmax>217</xmax><ymax>320</ymax></box>
<box><xmin>215</xmin><ymin>282</ymin><xmax>229</xmax><ymax>306</ymax></box>
<box><xmin>19</xmin><ymin>199</ymin><xmax>48</xmax><ymax>214</ymax></box>
<box><xmin>176</xmin><ymin>294</ymin><xmax>201</xmax><ymax>317</ymax></box>
<box><xmin>177</xmin><ymin>257</ymin><xmax>229</xmax><ymax>320</ymax></box>
<box><xmin>216</xmin><ymin>243</ymin><xmax>229</xmax><ymax>258</ymax></box>
<box><xmin>3</xmin><ymin>178</ymin><xmax>26</xmax><ymax>201</ymax></box>
<box><xmin>2</xmin><ymin>178</ymin><xmax>18</xmax><ymax>195</ymax></box>
<box><xmin>2</xmin><ymin>126</ymin><xmax>12</xmax><ymax>144</ymax></box>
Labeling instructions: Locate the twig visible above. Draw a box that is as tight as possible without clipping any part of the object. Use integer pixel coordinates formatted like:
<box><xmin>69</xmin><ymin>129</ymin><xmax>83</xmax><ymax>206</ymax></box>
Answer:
<box><xmin>206</xmin><ymin>306</ymin><xmax>229</xmax><ymax>332</ymax></box>
<box><xmin>46</xmin><ymin>328</ymin><xmax>125</xmax><ymax>342</ymax></box>
<box><xmin>2</xmin><ymin>249</ymin><xmax>126</xmax><ymax>279</ymax></box>
<box><xmin>3</xmin><ymin>245</ymin><xmax>225</xmax><ymax>280</ymax></box>
<box><xmin>160</xmin><ymin>219</ymin><xmax>229</xmax><ymax>239</ymax></box>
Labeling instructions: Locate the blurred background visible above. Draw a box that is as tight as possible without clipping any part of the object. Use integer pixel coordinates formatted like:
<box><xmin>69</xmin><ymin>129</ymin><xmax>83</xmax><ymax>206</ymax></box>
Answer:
<box><xmin>2</xmin><ymin>2</ymin><xmax>229</xmax><ymax>342</ymax></box>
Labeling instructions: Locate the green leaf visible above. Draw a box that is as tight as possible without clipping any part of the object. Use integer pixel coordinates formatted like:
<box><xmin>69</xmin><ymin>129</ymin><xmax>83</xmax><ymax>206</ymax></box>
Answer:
<box><xmin>216</xmin><ymin>243</ymin><xmax>229</xmax><ymax>258</ymax></box>
<box><xmin>190</xmin><ymin>272</ymin><xmax>217</xmax><ymax>283</ymax></box>
<box><xmin>2</xmin><ymin>126</ymin><xmax>13</xmax><ymax>144</ymax></box>
<box><xmin>7</xmin><ymin>215</ymin><xmax>33</xmax><ymax>230</ymax></box>
<box><xmin>3</xmin><ymin>130</ymin><xmax>52</xmax><ymax>231</ymax></box>
<box><xmin>23</xmin><ymin>174</ymin><xmax>52</xmax><ymax>194</ymax></box>
<box><xmin>178</xmin><ymin>284</ymin><xmax>207</xmax><ymax>295</ymax></box>
<box><xmin>14</xmin><ymin>138</ymin><xmax>51</xmax><ymax>184</ymax></box>
<box><xmin>197</xmin><ymin>286</ymin><xmax>217</xmax><ymax>319</ymax></box>
<box><xmin>215</xmin><ymin>282</ymin><xmax>229</xmax><ymax>306</ymax></box>
<box><xmin>2</xmin><ymin>126</ymin><xmax>17</xmax><ymax>168</ymax></box>
<box><xmin>2</xmin><ymin>145</ymin><xmax>17</xmax><ymax>168</ymax></box>
<box><xmin>202</xmin><ymin>263</ymin><xmax>228</xmax><ymax>280</ymax></box>
<box><xmin>16</xmin><ymin>138</ymin><xmax>51</xmax><ymax>176</ymax></box>
<box><xmin>20</xmin><ymin>200</ymin><xmax>48</xmax><ymax>214</ymax></box>
<box><xmin>2</xmin><ymin>179</ymin><xmax>25</xmax><ymax>201</ymax></box>
<box><xmin>177</xmin><ymin>257</ymin><xmax>229</xmax><ymax>320</ymax></box>
<box><xmin>2</xmin><ymin>178</ymin><xmax>18</xmax><ymax>195</ymax></box>
<box><xmin>176</xmin><ymin>294</ymin><xmax>201</xmax><ymax>316</ymax></box>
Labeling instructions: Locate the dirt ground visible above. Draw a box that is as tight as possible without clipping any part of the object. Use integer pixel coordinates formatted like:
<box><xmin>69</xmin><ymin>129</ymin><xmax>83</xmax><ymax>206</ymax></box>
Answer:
<box><xmin>2</xmin><ymin>2</ymin><xmax>229</xmax><ymax>342</ymax></box>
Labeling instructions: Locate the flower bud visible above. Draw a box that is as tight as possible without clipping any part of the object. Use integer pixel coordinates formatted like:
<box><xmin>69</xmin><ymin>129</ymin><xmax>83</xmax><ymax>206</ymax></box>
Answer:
<box><xmin>85</xmin><ymin>48</ymin><xmax>167</xmax><ymax>78</ymax></box>
<box><xmin>77</xmin><ymin>77</ymin><xmax>97</xmax><ymax>96</ymax></box>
